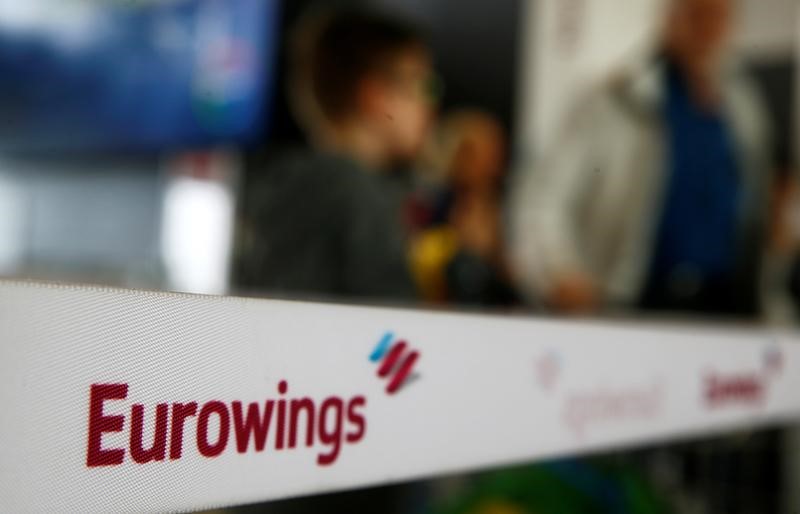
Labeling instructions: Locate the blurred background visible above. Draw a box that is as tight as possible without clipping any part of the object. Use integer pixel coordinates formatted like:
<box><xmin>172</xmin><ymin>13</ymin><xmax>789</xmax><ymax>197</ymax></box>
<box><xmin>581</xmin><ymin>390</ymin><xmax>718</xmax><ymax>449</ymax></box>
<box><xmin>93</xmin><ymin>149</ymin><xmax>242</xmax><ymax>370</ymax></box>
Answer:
<box><xmin>1</xmin><ymin>0</ymin><xmax>799</xmax><ymax>512</ymax></box>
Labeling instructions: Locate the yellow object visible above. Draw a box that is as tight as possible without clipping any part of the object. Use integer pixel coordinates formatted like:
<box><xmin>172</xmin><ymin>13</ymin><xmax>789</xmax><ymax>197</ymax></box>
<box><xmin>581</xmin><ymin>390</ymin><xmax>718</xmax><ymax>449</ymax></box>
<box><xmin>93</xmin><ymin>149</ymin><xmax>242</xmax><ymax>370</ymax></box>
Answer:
<box><xmin>409</xmin><ymin>226</ymin><xmax>460</xmax><ymax>302</ymax></box>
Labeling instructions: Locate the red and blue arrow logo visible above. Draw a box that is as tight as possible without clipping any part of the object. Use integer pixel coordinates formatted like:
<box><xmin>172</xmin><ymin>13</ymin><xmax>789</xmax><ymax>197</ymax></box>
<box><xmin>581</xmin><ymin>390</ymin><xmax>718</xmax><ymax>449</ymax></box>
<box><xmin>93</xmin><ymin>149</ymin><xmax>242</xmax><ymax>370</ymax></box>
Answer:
<box><xmin>369</xmin><ymin>331</ymin><xmax>420</xmax><ymax>395</ymax></box>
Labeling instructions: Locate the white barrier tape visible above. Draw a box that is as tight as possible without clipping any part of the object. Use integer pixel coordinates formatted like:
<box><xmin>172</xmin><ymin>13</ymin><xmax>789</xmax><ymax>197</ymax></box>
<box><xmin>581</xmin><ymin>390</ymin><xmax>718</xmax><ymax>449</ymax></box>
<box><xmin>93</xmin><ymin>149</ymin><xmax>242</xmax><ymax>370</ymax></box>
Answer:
<box><xmin>0</xmin><ymin>280</ymin><xmax>799</xmax><ymax>513</ymax></box>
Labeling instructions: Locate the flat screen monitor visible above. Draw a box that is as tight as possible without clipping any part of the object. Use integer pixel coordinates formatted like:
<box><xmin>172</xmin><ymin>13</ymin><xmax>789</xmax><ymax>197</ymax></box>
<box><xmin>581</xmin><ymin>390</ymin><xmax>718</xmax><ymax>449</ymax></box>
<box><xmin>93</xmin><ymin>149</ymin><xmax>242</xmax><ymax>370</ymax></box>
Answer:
<box><xmin>0</xmin><ymin>0</ymin><xmax>280</xmax><ymax>152</ymax></box>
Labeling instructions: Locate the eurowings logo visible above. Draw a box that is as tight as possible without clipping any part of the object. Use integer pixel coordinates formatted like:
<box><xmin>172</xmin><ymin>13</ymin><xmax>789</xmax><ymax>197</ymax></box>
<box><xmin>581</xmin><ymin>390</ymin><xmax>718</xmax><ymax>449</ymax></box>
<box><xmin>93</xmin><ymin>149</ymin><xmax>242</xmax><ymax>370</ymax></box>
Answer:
<box><xmin>369</xmin><ymin>331</ymin><xmax>420</xmax><ymax>395</ymax></box>
<box><xmin>535</xmin><ymin>349</ymin><xmax>561</xmax><ymax>391</ymax></box>
<box><xmin>703</xmin><ymin>344</ymin><xmax>784</xmax><ymax>409</ymax></box>
<box><xmin>763</xmin><ymin>344</ymin><xmax>783</xmax><ymax>375</ymax></box>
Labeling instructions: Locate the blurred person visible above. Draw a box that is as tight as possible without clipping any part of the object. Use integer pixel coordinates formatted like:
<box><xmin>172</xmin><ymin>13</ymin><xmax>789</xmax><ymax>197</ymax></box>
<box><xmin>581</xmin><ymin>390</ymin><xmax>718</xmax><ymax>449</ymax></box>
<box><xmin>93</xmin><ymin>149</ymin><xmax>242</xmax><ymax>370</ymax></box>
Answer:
<box><xmin>410</xmin><ymin>110</ymin><xmax>518</xmax><ymax>306</ymax></box>
<box><xmin>232</xmin><ymin>9</ymin><xmax>436</xmax><ymax>514</ymax></box>
<box><xmin>235</xmin><ymin>7</ymin><xmax>436</xmax><ymax>303</ymax></box>
<box><xmin>510</xmin><ymin>0</ymin><xmax>772</xmax><ymax>317</ymax></box>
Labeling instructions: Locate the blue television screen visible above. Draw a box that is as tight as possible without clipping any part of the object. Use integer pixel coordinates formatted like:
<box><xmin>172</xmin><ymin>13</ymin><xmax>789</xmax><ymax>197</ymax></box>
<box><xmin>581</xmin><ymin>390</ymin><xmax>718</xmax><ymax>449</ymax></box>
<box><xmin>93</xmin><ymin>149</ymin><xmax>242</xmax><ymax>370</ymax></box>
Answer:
<box><xmin>0</xmin><ymin>0</ymin><xmax>279</xmax><ymax>152</ymax></box>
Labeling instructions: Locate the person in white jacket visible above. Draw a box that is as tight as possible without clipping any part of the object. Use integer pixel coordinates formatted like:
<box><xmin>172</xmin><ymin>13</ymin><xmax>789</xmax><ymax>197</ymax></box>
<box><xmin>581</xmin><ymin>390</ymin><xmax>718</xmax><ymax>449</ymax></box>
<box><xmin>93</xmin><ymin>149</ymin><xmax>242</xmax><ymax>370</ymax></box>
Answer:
<box><xmin>510</xmin><ymin>0</ymin><xmax>771</xmax><ymax>316</ymax></box>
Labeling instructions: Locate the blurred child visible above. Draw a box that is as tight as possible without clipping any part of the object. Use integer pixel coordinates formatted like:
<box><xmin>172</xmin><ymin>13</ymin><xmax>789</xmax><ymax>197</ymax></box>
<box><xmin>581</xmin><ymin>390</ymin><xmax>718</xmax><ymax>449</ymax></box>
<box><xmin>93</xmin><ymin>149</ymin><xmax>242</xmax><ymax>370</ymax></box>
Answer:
<box><xmin>236</xmin><ymin>7</ymin><xmax>436</xmax><ymax>303</ymax></box>
<box><xmin>411</xmin><ymin>110</ymin><xmax>518</xmax><ymax>306</ymax></box>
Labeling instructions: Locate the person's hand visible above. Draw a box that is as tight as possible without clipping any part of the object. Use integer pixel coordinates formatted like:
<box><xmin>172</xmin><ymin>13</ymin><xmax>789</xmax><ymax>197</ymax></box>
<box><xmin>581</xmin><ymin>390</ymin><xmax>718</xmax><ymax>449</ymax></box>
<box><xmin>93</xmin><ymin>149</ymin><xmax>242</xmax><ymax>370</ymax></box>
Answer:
<box><xmin>548</xmin><ymin>273</ymin><xmax>599</xmax><ymax>314</ymax></box>
<box><xmin>452</xmin><ymin>201</ymin><xmax>500</xmax><ymax>261</ymax></box>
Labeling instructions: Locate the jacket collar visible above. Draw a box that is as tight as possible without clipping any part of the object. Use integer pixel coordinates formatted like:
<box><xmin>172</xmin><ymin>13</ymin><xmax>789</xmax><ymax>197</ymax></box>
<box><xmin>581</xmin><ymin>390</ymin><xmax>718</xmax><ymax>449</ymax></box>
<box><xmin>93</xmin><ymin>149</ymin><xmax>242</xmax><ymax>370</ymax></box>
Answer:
<box><xmin>612</xmin><ymin>55</ymin><xmax>741</xmax><ymax>118</ymax></box>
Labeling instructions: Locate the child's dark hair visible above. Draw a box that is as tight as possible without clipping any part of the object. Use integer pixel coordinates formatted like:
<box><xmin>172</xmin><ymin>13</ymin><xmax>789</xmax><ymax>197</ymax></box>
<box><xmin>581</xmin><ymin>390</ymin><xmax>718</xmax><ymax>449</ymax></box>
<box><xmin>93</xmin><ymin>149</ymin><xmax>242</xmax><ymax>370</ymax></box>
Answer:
<box><xmin>292</xmin><ymin>7</ymin><xmax>426</xmax><ymax>123</ymax></box>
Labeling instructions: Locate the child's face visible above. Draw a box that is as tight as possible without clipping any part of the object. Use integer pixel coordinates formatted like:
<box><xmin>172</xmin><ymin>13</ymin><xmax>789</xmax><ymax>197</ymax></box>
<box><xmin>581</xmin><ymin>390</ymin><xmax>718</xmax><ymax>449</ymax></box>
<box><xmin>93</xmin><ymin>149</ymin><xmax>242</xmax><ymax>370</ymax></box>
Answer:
<box><xmin>452</xmin><ymin>123</ymin><xmax>505</xmax><ymax>190</ymax></box>
<box><xmin>369</xmin><ymin>49</ymin><xmax>436</xmax><ymax>164</ymax></box>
